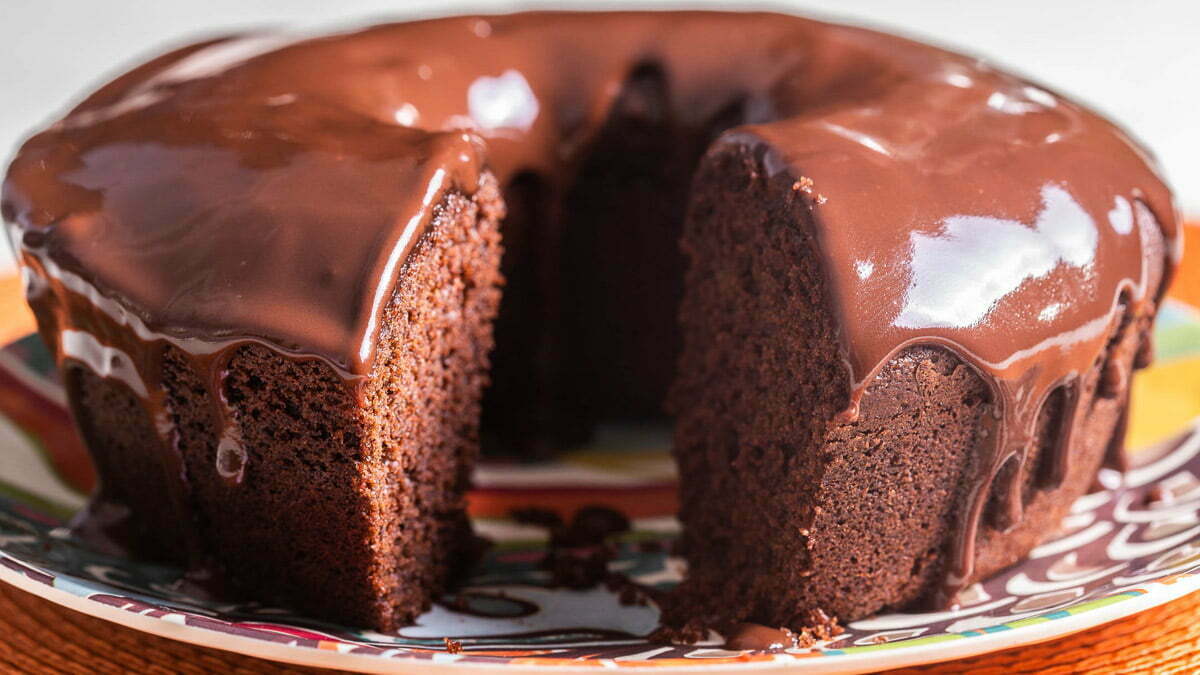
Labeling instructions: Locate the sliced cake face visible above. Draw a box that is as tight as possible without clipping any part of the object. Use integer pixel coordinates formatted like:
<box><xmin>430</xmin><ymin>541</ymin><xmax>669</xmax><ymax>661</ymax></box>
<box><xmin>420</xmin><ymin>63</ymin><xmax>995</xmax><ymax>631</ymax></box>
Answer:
<box><xmin>666</xmin><ymin>142</ymin><xmax>1167</xmax><ymax>632</ymax></box>
<box><xmin>0</xmin><ymin>10</ymin><xmax>1178</xmax><ymax>632</ymax></box>
<box><xmin>46</xmin><ymin>178</ymin><xmax>503</xmax><ymax>630</ymax></box>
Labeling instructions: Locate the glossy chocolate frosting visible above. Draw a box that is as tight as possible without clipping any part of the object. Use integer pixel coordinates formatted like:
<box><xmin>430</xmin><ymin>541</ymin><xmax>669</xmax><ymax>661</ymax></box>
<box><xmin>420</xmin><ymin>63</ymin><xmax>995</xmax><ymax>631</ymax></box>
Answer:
<box><xmin>0</xmin><ymin>11</ymin><xmax>1180</xmax><ymax>604</ymax></box>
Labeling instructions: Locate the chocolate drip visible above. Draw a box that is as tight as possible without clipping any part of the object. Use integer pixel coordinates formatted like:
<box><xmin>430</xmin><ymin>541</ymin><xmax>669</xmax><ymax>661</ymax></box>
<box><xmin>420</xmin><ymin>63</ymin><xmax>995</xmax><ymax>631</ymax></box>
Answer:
<box><xmin>724</xmin><ymin>624</ymin><xmax>799</xmax><ymax>651</ymax></box>
<box><xmin>0</xmin><ymin>11</ymin><xmax>1180</xmax><ymax>605</ymax></box>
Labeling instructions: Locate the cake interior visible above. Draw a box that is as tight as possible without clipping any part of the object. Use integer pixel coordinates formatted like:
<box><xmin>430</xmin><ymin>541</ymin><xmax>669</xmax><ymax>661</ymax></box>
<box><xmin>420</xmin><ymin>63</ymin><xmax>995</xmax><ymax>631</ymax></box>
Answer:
<box><xmin>481</xmin><ymin>63</ymin><xmax>727</xmax><ymax>455</ymax></box>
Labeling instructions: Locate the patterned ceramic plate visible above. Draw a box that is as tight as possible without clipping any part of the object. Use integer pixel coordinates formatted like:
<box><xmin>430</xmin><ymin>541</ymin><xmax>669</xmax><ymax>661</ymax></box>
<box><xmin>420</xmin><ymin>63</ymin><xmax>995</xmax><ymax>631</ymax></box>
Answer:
<box><xmin>1</xmin><ymin>283</ymin><xmax>1199</xmax><ymax>672</ymax></box>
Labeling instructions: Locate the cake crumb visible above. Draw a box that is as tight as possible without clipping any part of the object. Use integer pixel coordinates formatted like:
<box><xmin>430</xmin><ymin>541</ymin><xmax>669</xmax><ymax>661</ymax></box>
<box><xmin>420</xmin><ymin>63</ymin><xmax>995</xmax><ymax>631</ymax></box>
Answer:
<box><xmin>554</xmin><ymin>505</ymin><xmax>630</xmax><ymax>547</ymax></box>
<box><xmin>443</xmin><ymin>637</ymin><xmax>463</xmax><ymax>654</ymax></box>
<box><xmin>649</xmin><ymin>620</ymin><xmax>707</xmax><ymax>645</ymax></box>
<box><xmin>605</xmin><ymin>572</ymin><xmax>660</xmax><ymax>607</ymax></box>
<box><xmin>794</xmin><ymin>629</ymin><xmax>816</xmax><ymax>648</ymax></box>
<box><xmin>790</xmin><ymin>177</ymin><xmax>826</xmax><ymax>206</ymax></box>
<box><xmin>510</xmin><ymin>506</ymin><xmax>564</xmax><ymax>528</ymax></box>
<box><xmin>515</xmin><ymin>504</ymin><xmax>633</xmax><ymax>589</ymax></box>
<box><xmin>546</xmin><ymin>545</ymin><xmax>613</xmax><ymax>588</ymax></box>
<box><xmin>871</xmin><ymin>634</ymin><xmax>888</xmax><ymax>644</ymax></box>
<box><xmin>804</xmin><ymin>608</ymin><xmax>843</xmax><ymax>641</ymax></box>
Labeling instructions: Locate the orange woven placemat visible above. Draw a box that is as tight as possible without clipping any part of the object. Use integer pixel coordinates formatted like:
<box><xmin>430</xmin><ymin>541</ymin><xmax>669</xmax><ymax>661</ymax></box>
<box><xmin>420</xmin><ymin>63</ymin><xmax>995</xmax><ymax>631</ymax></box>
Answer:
<box><xmin>0</xmin><ymin>578</ymin><xmax>1196</xmax><ymax>673</ymax></box>
<box><xmin>0</xmin><ymin>583</ymin><xmax>330</xmax><ymax>674</ymax></box>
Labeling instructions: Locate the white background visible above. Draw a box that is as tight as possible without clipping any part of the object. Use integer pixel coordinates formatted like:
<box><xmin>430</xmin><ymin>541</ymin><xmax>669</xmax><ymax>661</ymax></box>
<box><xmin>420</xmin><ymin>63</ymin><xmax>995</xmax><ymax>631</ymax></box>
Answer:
<box><xmin>3</xmin><ymin>0</ymin><xmax>1197</xmax><ymax>245</ymax></box>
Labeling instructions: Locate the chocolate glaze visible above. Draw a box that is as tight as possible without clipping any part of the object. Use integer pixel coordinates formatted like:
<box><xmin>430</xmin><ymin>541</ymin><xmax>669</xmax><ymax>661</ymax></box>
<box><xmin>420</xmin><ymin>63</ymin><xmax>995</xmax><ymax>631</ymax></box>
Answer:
<box><xmin>0</xmin><ymin>12</ymin><xmax>1180</xmax><ymax>604</ymax></box>
<box><xmin>724</xmin><ymin>623</ymin><xmax>799</xmax><ymax>651</ymax></box>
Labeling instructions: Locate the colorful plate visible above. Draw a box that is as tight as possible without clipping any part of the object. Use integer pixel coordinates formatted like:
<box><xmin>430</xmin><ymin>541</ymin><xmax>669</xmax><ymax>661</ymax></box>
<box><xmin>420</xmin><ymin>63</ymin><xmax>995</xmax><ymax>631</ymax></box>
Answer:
<box><xmin>0</xmin><ymin>262</ymin><xmax>1198</xmax><ymax>672</ymax></box>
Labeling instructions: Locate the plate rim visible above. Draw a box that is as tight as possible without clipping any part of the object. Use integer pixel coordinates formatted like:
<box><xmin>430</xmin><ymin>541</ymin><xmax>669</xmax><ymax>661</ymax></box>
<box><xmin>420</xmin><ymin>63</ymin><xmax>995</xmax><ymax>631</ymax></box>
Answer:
<box><xmin>3</xmin><ymin>548</ymin><xmax>1198</xmax><ymax>674</ymax></box>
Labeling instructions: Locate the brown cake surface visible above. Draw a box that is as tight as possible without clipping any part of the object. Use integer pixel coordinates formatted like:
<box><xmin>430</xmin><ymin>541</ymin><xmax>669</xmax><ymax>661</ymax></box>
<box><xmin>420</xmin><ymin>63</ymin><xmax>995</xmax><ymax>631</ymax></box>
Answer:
<box><xmin>1</xmin><ymin>11</ymin><xmax>1180</xmax><ymax>632</ymax></box>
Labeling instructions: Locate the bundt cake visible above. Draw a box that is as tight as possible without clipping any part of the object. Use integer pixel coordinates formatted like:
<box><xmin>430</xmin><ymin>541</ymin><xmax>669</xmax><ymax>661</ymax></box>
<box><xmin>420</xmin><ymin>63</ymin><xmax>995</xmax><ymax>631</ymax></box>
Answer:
<box><xmin>1</xmin><ymin>11</ymin><xmax>1180</xmax><ymax>633</ymax></box>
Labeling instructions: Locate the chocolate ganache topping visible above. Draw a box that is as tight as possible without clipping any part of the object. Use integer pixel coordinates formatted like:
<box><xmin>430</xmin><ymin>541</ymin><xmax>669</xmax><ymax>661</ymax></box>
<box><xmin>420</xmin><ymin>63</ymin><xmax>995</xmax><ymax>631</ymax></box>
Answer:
<box><xmin>0</xmin><ymin>12</ymin><xmax>1180</xmax><ymax>602</ymax></box>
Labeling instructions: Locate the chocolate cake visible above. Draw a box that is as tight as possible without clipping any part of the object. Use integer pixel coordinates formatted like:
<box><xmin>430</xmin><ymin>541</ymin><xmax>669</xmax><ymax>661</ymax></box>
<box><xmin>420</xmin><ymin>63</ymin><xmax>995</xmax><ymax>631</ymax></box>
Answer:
<box><xmin>1</xmin><ymin>11</ymin><xmax>1179</xmax><ymax>633</ymax></box>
